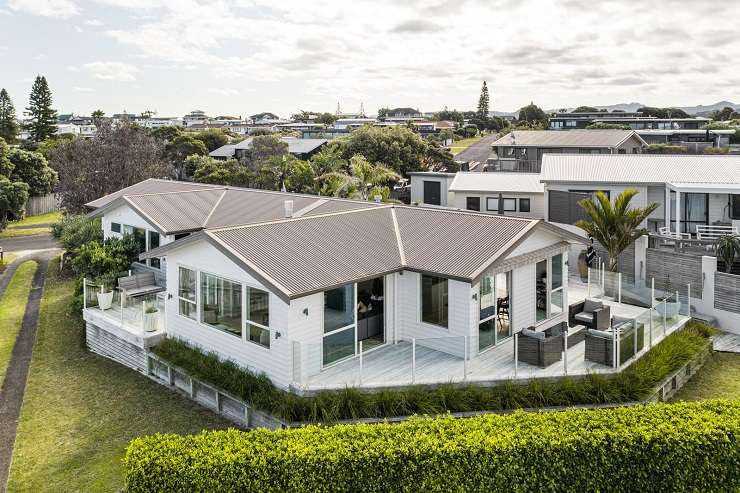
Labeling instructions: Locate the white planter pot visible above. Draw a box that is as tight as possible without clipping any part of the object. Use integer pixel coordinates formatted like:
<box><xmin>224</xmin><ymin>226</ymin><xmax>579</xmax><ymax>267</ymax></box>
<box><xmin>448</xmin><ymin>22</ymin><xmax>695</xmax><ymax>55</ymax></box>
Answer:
<box><xmin>144</xmin><ymin>311</ymin><xmax>159</xmax><ymax>332</ymax></box>
<box><xmin>97</xmin><ymin>291</ymin><xmax>114</xmax><ymax>310</ymax></box>
<box><xmin>656</xmin><ymin>301</ymin><xmax>681</xmax><ymax>319</ymax></box>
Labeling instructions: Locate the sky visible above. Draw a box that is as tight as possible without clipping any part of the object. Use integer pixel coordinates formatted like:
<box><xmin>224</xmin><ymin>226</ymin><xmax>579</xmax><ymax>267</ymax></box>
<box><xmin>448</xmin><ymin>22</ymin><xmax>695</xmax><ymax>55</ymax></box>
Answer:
<box><xmin>0</xmin><ymin>0</ymin><xmax>738</xmax><ymax>119</ymax></box>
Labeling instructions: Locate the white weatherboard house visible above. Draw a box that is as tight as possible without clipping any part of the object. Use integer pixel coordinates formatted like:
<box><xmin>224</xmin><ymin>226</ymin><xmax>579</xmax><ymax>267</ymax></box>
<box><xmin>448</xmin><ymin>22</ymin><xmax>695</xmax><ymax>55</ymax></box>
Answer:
<box><xmin>83</xmin><ymin>179</ymin><xmax>692</xmax><ymax>393</ymax></box>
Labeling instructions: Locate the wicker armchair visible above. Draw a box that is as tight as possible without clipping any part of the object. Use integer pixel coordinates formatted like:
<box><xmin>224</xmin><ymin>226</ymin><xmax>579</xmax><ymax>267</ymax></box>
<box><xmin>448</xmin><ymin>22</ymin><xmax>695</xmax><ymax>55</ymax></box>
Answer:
<box><xmin>517</xmin><ymin>322</ymin><xmax>567</xmax><ymax>368</ymax></box>
<box><xmin>569</xmin><ymin>299</ymin><xmax>611</xmax><ymax>330</ymax></box>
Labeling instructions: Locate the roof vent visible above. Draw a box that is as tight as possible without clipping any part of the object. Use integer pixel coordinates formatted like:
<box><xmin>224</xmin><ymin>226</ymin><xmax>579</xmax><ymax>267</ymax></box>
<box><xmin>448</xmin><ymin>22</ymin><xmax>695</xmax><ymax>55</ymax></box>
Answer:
<box><xmin>284</xmin><ymin>200</ymin><xmax>294</xmax><ymax>218</ymax></box>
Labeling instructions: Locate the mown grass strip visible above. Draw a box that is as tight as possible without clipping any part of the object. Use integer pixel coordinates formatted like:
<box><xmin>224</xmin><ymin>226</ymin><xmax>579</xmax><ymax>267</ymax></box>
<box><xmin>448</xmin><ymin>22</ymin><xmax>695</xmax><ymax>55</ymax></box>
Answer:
<box><xmin>0</xmin><ymin>260</ymin><xmax>38</xmax><ymax>385</ymax></box>
<box><xmin>8</xmin><ymin>259</ymin><xmax>229</xmax><ymax>493</ymax></box>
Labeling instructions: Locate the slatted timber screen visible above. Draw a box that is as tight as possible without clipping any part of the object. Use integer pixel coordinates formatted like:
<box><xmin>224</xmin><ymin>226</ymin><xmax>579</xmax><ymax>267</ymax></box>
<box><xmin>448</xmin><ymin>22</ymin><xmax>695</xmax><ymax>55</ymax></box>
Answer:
<box><xmin>646</xmin><ymin>248</ymin><xmax>703</xmax><ymax>298</ymax></box>
<box><xmin>715</xmin><ymin>272</ymin><xmax>740</xmax><ymax>314</ymax></box>
<box><xmin>548</xmin><ymin>190</ymin><xmax>590</xmax><ymax>225</ymax></box>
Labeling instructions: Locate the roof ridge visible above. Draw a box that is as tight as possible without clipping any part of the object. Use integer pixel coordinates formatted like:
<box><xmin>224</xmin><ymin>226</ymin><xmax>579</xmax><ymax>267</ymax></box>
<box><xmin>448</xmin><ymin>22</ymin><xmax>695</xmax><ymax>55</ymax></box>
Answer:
<box><xmin>202</xmin><ymin>189</ymin><xmax>228</xmax><ymax>228</ymax></box>
<box><xmin>393</xmin><ymin>204</ymin><xmax>538</xmax><ymax>223</ymax></box>
<box><xmin>207</xmin><ymin>204</ymin><xmax>395</xmax><ymax>232</ymax></box>
<box><xmin>390</xmin><ymin>208</ymin><xmax>407</xmax><ymax>267</ymax></box>
<box><xmin>124</xmin><ymin>187</ymin><xmax>227</xmax><ymax>199</ymax></box>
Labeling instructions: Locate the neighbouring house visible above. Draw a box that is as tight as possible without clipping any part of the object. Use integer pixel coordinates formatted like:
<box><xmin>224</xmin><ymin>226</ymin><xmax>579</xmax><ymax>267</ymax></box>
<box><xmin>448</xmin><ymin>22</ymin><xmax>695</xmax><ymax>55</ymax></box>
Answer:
<box><xmin>540</xmin><ymin>154</ymin><xmax>740</xmax><ymax>235</ymax></box>
<box><xmin>547</xmin><ymin>112</ymin><xmax>733</xmax><ymax>151</ymax></box>
<box><xmin>489</xmin><ymin>130</ymin><xmax>647</xmax><ymax>172</ymax></box>
<box><xmin>209</xmin><ymin>137</ymin><xmax>328</xmax><ymax>161</ymax></box>
<box><xmin>85</xmin><ymin>179</ymin><xmax>708</xmax><ymax>394</ymax></box>
<box><xmin>409</xmin><ymin>171</ymin><xmax>544</xmax><ymax>218</ymax></box>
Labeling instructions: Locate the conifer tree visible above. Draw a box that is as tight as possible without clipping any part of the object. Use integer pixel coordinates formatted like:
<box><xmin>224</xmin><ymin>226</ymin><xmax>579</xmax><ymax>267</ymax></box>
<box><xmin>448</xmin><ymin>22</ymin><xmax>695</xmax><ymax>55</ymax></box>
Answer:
<box><xmin>24</xmin><ymin>76</ymin><xmax>57</xmax><ymax>142</ymax></box>
<box><xmin>477</xmin><ymin>80</ymin><xmax>490</xmax><ymax>118</ymax></box>
<box><xmin>0</xmin><ymin>89</ymin><xmax>19</xmax><ymax>144</ymax></box>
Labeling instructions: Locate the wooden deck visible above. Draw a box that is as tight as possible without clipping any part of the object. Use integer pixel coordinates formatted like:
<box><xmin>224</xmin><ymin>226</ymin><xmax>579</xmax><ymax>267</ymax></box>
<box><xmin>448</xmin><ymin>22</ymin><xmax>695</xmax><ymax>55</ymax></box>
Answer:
<box><xmin>301</xmin><ymin>285</ymin><xmax>691</xmax><ymax>391</ymax></box>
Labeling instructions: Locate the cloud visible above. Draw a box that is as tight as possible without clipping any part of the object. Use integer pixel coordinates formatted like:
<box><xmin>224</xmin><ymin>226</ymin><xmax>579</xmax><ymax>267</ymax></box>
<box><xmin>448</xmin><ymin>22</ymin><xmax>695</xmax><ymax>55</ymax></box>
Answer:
<box><xmin>84</xmin><ymin>18</ymin><xmax>103</xmax><ymax>26</ymax></box>
<box><xmin>73</xmin><ymin>86</ymin><xmax>93</xmax><ymax>92</ymax></box>
<box><xmin>7</xmin><ymin>0</ymin><xmax>79</xmax><ymax>18</ymax></box>
<box><xmin>207</xmin><ymin>88</ymin><xmax>240</xmax><ymax>96</ymax></box>
<box><xmin>83</xmin><ymin>61</ymin><xmax>139</xmax><ymax>81</ymax></box>
<box><xmin>389</xmin><ymin>19</ymin><xmax>442</xmax><ymax>33</ymax></box>
<box><xmin>608</xmin><ymin>77</ymin><xmax>650</xmax><ymax>86</ymax></box>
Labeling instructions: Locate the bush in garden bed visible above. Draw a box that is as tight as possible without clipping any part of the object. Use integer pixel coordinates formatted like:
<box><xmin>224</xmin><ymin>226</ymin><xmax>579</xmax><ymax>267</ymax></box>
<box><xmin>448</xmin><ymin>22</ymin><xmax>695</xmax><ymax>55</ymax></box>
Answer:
<box><xmin>151</xmin><ymin>321</ymin><xmax>715</xmax><ymax>423</ymax></box>
<box><xmin>123</xmin><ymin>399</ymin><xmax>740</xmax><ymax>493</ymax></box>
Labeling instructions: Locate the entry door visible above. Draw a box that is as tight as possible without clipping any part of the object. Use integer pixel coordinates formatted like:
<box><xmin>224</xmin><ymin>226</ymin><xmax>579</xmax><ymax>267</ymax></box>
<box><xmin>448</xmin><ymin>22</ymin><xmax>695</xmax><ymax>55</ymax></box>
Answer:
<box><xmin>423</xmin><ymin>181</ymin><xmax>441</xmax><ymax>205</ymax></box>
<box><xmin>356</xmin><ymin>277</ymin><xmax>384</xmax><ymax>351</ymax></box>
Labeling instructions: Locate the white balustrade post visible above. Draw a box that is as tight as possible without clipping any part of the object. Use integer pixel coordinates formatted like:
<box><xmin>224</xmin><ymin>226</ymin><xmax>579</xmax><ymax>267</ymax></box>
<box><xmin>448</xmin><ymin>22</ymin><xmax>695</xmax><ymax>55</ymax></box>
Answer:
<box><xmin>612</xmin><ymin>326</ymin><xmax>618</xmax><ymax>369</ymax></box>
<box><xmin>687</xmin><ymin>283</ymin><xmax>691</xmax><ymax>317</ymax></box>
<box><xmin>83</xmin><ymin>279</ymin><xmax>87</xmax><ymax>310</ymax></box>
<box><xmin>141</xmin><ymin>300</ymin><xmax>146</xmax><ymax>334</ymax></box>
<box><xmin>358</xmin><ymin>340</ymin><xmax>363</xmax><ymax>386</ymax></box>
<box><xmin>587</xmin><ymin>268</ymin><xmax>591</xmax><ymax>297</ymax></box>
<box><xmin>514</xmin><ymin>333</ymin><xmax>518</xmax><ymax>378</ymax></box>
<box><xmin>120</xmin><ymin>292</ymin><xmax>124</xmax><ymax>328</ymax></box>
<box><xmin>411</xmin><ymin>338</ymin><xmax>416</xmax><ymax>384</ymax></box>
<box><xmin>563</xmin><ymin>331</ymin><xmax>568</xmax><ymax>375</ymax></box>
<box><xmin>651</xmin><ymin>278</ymin><xmax>655</xmax><ymax>307</ymax></box>
<box><xmin>663</xmin><ymin>300</ymin><xmax>667</xmax><ymax>337</ymax></box>
<box><xmin>618</xmin><ymin>273</ymin><xmax>622</xmax><ymax>304</ymax></box>
<box><xmin>463</xmin><ymin>336</ymin><xmax>468</xmax><ymax>380</ymax></box>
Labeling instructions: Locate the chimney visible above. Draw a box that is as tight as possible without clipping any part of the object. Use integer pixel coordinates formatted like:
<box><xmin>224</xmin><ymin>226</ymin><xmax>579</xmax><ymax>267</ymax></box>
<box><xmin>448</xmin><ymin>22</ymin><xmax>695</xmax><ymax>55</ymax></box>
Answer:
<box><xmin>284</xmin><ymin>200</ymin><xmax>294</xmax><ymax>218</ymax></box>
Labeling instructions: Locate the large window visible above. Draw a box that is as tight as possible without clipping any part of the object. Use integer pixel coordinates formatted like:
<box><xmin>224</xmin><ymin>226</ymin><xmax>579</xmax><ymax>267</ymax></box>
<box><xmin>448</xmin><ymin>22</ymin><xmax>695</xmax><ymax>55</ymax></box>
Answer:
<box><xmin>731</xmin><ymin>195</ymin><xmax>740</xmax><ymax>220</ymax></box>
<box><xmin>111</xmin><ymin>222</ymin><xmax>121</xmax><ymax>233</ymax></box>
<box><xmin>536</xmin><ymin>254</ymin><xmax>564</xmax><ymax>323</ymax></box>
<box><xmin>178</xmin><ymin>267</ymin><xmax>197</xmax><ymax>321</ymax></box>
<box><xmin>502</xmin><ymin>198</ymin><xmax>517</xmax><ymax>212</ymax></box>
<box><xmin>519</xmin><ymin>198</ymin><xmax>531</xmax><ymax>213</ymax></box>
<box><xmin>246</xmin><ymin>287</ymin><xmax>270</xmax><ymax>348</ymax></box>
<box><xmin>423</xmin><ymin>181</ymin><xmax>441</xmax><ymax>206</ymax></box>
<box><xmin>421</xmin><ymin>274</ymin><xmax>448</xmax><ymax>328</ymax></box>
<box><xmin>200</xmin><ymin>273</ymin><xmax>242</xmax><ymax>338</ymax></box>
<box><xmin>486</xmin><ymin>197</ymin><xmax>499</xmax><ymax>212</ymax></box>
<box><xmin>478</xmin><ymin>271</ymin><xmax>511</xmax><ymax>351</ymax></box>
<box><xmin>466</xmin><ymin>197</ymin><xmax>480</xmax><ymax>211</ymax></box>
<box><xmin>148</xmin><ymin>231</ymin><xmax>161</xmax><ymax>269</ymax></box>
<box><xmin>323</xmin><ymin>284</ymin><xmax>356</xmax><ymax>365</ymax></box>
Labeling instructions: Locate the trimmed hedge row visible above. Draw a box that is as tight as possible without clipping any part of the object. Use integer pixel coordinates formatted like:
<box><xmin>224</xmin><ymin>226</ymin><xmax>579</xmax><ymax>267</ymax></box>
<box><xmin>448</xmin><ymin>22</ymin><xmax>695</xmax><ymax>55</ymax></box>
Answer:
<box><xmin>151</xmin><ymin>321</ymin><xmax>715</xmax><ymax>423</ymax></box>
<box><xmin>124</xmin><ymin>400</ymin><xmax>740</xmax><ymax>492</ymax></box>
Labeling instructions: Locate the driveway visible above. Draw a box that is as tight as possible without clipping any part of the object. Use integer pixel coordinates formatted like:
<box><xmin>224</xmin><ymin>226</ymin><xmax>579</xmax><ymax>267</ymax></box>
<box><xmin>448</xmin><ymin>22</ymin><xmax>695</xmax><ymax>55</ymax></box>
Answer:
<box><xmin>0</xmin><ymin>234</ymin><xmax>59</xmax><ymax>254</ymax></box>
<box><xmin>454</xmin><ymin>134</ymin><xmax>498</xmax><ymax>167</ymax></box>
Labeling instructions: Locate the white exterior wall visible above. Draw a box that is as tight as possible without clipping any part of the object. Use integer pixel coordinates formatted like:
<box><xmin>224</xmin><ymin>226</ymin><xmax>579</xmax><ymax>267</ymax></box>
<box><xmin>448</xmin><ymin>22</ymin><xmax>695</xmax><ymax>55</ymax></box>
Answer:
<box><xmin>164</xmin><ymin>241</ymin><xmax>293</xmax><ymax>389</ymax></box>
<box><xmin>410</xmin><ymin>174</ymin><xmax>455</xmax><ymax>206</ymax></box>
<box><xmin>450</xmin><ymin>191</ymin><xmax>544</xmax><ymax>219</ymax></box>
<box><xmin>395</xmin><ymin>271</ymin><xmax>473</xmax><ymax>357</ymax></box>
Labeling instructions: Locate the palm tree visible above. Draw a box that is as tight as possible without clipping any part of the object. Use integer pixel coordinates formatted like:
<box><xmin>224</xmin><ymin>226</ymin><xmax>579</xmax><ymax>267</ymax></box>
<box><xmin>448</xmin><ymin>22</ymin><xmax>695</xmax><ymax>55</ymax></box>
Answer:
<box><xmin>575</xmin><ymin>189</ymin><xmax>658</xmax><ymax>272</ymax></box>
<box><xmin>319</xmin><ymin>154</ymin><xmax>400</xmax><ymax>201</ymax></box>
<box><xmin>717</xmin><ymin>234</ymin><xmax>740</xmax><ymax>273</ymax></box>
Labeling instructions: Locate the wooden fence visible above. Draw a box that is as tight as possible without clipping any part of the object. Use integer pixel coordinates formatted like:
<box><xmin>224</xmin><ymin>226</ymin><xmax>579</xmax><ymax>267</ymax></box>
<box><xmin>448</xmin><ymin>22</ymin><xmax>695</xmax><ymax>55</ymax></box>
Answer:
<box><xmin>25</xmin><ymin>193</ymin><xmax>60</xmax><ymax>216</ymax></box>
<box><xmin>715</xmin><ymin>272</ymin><xmax>740</xmax><ymax>314</ymax></box>
<box><xmin>646</xmin><ymin>248</ymin><xmax>703</xmax><ymax>298</ymax></box>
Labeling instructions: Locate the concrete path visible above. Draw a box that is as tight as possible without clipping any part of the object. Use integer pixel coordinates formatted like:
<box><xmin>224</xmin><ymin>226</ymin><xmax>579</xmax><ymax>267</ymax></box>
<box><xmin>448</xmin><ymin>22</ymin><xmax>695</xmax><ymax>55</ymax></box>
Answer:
<box><xmin>0</xmin><ymin>253</ymin><xmax>53</xmax><ymax>492</ymax></box>
<box><xmin>714</xmin><ymin>333</ymin><xmax>740</xmax><ymax>353</ymax></box>
<box><xmin>0</xmin><ymin>233</ymin><xmax>59</xmax><ymax>253</ymax></box>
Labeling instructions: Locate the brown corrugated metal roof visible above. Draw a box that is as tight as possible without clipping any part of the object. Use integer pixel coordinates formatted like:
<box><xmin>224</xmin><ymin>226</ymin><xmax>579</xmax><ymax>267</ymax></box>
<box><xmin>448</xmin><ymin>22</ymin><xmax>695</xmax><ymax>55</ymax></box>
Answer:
<box><xmin>209</xmin><ymin>207</ymin><xmax>404</xmax><ymax>297</ymax></box>
<box><xmin>126</xmin><ymin>188</ymin><xmax>226</xmax><ymax>233</ymax></box>
<box><xmin>85</xmin><ymin>179</ymin><xmax>222</xmax><ymax>209</ymax></box>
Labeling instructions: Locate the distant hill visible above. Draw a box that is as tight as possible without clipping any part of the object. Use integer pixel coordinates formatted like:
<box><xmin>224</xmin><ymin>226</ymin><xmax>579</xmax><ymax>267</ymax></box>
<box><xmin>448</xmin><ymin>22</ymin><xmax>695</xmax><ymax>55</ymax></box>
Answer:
<box><xmin>544</xmin><ymin>101</ymin><xmax>739</xmax><ymax>116</ymax></box>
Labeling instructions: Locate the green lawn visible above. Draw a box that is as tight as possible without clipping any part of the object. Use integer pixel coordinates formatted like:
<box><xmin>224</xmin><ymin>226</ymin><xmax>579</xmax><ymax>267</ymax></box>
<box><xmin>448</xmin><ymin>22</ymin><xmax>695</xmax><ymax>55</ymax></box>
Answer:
<box><xmin>448</xmin><ymin>135</ymin><xmax>484</xmax><ymax>155</ymax></box>
<box><xmin>0</xmin><ymin>261</ymin><xmax>37</xmax><ymax>384</ymax></box>
<box><xmin>672</xmin><ymin>351</ymin><xmax>740</xmax><ymax>401</ymax></box>
<box><xmin>7</xmin><ymin>211</ymin><xmax>63</xmax><ymax>228</ymax></box>
<box><xmin>0</xmin><ymin>211</ymin><xmax>63</xmax><ymax>238</ymax></box>
<box><xmin>8</xmin><ymin>259</ymin><xmax>231</xmax><ymax>492</ymax></box>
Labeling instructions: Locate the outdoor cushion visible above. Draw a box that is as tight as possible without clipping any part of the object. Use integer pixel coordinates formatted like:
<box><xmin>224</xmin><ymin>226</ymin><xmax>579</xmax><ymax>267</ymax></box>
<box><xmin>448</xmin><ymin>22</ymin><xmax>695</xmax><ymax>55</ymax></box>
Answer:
<box><xmin>588</xmin><ymin>329</ymin><xmax>611</xmax><ymax>338</ymax></box>
<box><xmin>583</xmin><ymin>299</ymin><xmax>603</xmax><ymax>313</ymax></box>
<box><xmin>521</xmin><ymin>328</ymin><xmax>545</xmax><ymax>340</ymax></box>
<box><xmin>575</xmin><ymin>312</ymin><xmax>594</xmax><ymax>324</ymax></box>
<box><xmin>547</xmin><ymin>324</ymin><xmax>564</xmax><ymax>337</ymax></box>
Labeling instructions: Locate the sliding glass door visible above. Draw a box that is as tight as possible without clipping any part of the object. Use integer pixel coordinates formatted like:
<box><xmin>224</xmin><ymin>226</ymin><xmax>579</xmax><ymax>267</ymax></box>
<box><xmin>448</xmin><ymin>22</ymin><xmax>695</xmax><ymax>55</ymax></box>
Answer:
<box><xmin>323</xmin><ymin>284</ymin><xmax>356</xmax><ymax>366</ymax></box>
<box><xmin>478</xmin><ymin>271</ymin><xmax>511</xmax><ymax>352</ymax></box>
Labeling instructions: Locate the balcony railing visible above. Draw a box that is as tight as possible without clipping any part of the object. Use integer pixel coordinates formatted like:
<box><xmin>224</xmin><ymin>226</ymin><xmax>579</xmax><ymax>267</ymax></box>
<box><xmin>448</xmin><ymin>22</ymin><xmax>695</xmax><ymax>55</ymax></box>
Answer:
<box><xmin>647</xmin><ymin>234</ymin><xmax>718</xmax><ymax>256</ymax></box>
<box><xmin>83</xmin><ymin>277</ymin><xmax>165</xmax><ymax>335</ymax></box>
<box><xmin>485</xmin><ymin>159</ymin><xmax>541</xmax><ymax>173</ymax></box>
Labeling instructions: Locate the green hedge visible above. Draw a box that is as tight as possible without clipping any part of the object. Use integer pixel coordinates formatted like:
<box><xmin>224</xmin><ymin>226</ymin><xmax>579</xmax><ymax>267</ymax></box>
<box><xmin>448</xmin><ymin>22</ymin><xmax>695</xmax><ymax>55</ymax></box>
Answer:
<box><xmin>124</xmin><ymin>400</ymin><xmax>740</xmax><ymax>492</ymax></box>
<box><xmin>151</xmin><ymin>321</ymin><xmax>715</xmax><ymax>423</ymax></box>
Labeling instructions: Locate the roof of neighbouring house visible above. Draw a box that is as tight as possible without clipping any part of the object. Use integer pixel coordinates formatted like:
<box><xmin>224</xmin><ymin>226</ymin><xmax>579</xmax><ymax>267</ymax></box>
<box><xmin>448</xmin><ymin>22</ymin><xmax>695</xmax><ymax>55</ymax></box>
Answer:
<box><xmin>209</xmin><ymin>137</ymin><xmax>328</xmax><ymax>158</ymax></box>
<box><xmin>101</xmin><ymin>180</ymin><xmax>583</xmax><ymax>300</ymax></box>
<box><xmin>540</xmin><ymin>154</ymin><xmax>740</xmax><ymax>187</ymax></box>
<box><xmin>449</xmin><ymin>172</ymin><xmax>544</xmax><ymax>194</ymax></box>
<box><xmin>490</xmin><ymin>129</ymin><xmax>646</xmax><ymax>148</ymax></box>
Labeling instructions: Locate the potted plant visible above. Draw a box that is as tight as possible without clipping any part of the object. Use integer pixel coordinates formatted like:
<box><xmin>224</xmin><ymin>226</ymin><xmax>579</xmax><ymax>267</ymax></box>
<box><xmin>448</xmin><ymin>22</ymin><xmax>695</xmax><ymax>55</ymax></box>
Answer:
<box><xmin>143</xmin><ymin>302</ymin><xmax>159</xmax><ymax>332</ymax></box>
<box><xmin>95</xmin><ymin>273</ymin><xmax>116</xmax><ymax>311</ymax></box>
<box><xmin>655</xmin><ymin>273</ymin><xmax>681</xmax><ymax>318</ymax></box>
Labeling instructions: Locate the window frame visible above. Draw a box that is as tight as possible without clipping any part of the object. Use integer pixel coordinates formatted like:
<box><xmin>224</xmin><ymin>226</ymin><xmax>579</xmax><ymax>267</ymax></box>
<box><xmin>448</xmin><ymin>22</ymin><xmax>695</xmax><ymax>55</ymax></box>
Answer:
<box><xmin>502</xmin><ymin>198</ymin><xmax>517</xmax><ymax>212</ymax></box>
<box><xmin>478</xmin><ymin>270</ymin><xmax>512</xmax><ymax>352</ymax></box>
<box><xmin>486</xmin><ymin>197</ymin><xmax>499</xmax><ymax>212</ymax></box>
<box><xmin>322</xmin><ymin>283</ymin><xmax>357</xmax><ymax>367</ymax></box>
<box><xmin>535</xmin><ymin>254</ymin><xmax>565</xmax><ymax>325</ymax></box>
<box><xmin>420</xmin><ymin>274</ymin><xmax>449</xmax><ymax>329</ymax></box>
<box><xmin>177</xmin><ymin>266</ymin><xmax>198</xmax><ymax>321</ymax></box>
<box><xmin>245</xmin><ymin>286</ymin><xmax>271</xmax><ymax>349</ymax></box>
<box><xmin>519</xmin><ymin>198</ymin><xmax>531</xmax><ymax>213</ymax></box>
<box><xmin>466</xmin><ymin>196</ymin><xmax>481</xmax><ymax>211</ymax></box>
<box><xmin>111</xmin><ymin>222</ymin><xmax>121</xmax><ymax>234</ymax></box>
<box><xmin>199</xmin><ymin>271</ymin><xmax>244</xmax><ymax>339</ymax></box>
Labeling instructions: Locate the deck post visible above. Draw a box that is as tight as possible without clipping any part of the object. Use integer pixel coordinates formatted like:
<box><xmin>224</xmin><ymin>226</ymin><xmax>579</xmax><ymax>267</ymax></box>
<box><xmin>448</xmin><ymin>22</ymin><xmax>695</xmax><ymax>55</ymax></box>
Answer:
<box><xmin>613</xmin><ymin>326</ymin><xmax>618</xmax><ymax>369</ymax></box>
<box><xmin>618</xmin><ymin>273</ymin><xmax>622</xmax><ymax>304</ymax></box>
<box><xmin>141</xmin><ymin>300</ymin><xmax>146</xmax><ymax>334</ymax></box>
<box><xmin>120</xmin><ymin>292</ymin><xmax>124</xmax><ymax>328</ymax></box>
<box><xmin>411</xmin><ymin>338</ymin><xmax>416</xmax><ymax>384</ymax></box>
<box><xmin>358</xmin><ymin>340</ymin><xmax>363</xmax><ymax>386</ymax></box>
<box><xmin>463</xmin><ymin>336</ymin><xmax>468</xmax><ymax>380</ymax></box>
<box><xmin>687</xmin><ymin>283</ymin><xmax>691</xmax><ymax>317</ymax></box>
<box><xmin>83</xmin><ymin>279</ymin><xmax>87</xmax><ymax>310</ymax></box>
<box><xmin>167</xmin><ymin>364</ymin><xmax>173</xmax><ymax>386</ymax></box>
<box><xmin>587</xmin><ymin>268</ymin><xmax>591</xmax><ymax>297</ymax></box>
<box><xmin>663</xmin><ymin>300</ymin><xmax>667</xmax><ymax>337</ymax></box>
<box><xmin>563</xmin><ymin>331</ymin><xmax>568</xmax><ymax>375</ymax></box>
<box><xmin>651</xmin><ymin>278</ymin><xmax>655</xmax><ymax>307</ymax></box>
<box><xmin>649</xmin><ymin>308</ymin><xmax>653</xmax><ymax>348</ymax></box>
<box><xmin>514</xmin><ymin>333</ymin><xmax>518</xmax><ymax>378</ymax></box>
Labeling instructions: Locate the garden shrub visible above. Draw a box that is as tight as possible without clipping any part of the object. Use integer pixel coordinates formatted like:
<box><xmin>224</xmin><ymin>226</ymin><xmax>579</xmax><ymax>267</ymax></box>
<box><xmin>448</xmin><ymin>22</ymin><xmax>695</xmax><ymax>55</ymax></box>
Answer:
<box><xmin>152</xmin><ymin>321</ymin><xmax>715</xmax><ymax>423</ymax></box>
<box><xmin>51</xmin><ymin>214</ymin><xmax>102</xmax><ymax>252</ymax></box>
<box><xmin>123</xmin><ymin>399</ymin><xmax>740</xmax><ymax>493</ymax></box>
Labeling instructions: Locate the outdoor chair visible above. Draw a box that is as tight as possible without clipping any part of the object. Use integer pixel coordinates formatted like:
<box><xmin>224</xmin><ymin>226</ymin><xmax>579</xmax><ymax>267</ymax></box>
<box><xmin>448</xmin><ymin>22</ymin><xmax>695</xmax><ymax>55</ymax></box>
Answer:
<box><xmin>569</xmin><ymin>299</ymin><xmax>611</xmax><ymax>331</ymax></box>
<box><xmin>517</xmin><ymin>321</ymin><xmax>566</xmax><ymax>368</ymax></box>
<box><xmin>585</xmin><ymin>317</ymin><xmax>645</xmax><ymax>366</ymax></box>
<box><xmin>117</xmin><ymin>272</ymin><xmax>165</xmax><ymax>303</ymax></box>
